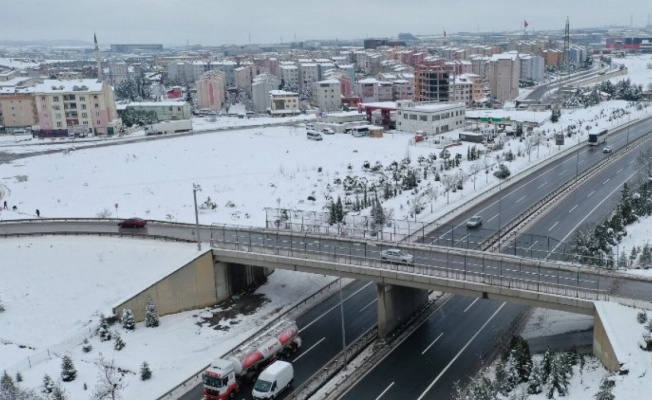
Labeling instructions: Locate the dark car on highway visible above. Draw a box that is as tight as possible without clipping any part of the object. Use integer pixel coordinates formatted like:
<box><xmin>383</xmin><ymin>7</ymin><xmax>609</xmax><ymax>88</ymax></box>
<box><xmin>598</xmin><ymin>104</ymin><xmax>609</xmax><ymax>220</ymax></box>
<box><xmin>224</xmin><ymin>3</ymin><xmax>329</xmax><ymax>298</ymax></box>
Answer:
<box><xmin>118</xmin><ymin>218</ymin><xmax>147</xmax><ymax>228</ymax></box>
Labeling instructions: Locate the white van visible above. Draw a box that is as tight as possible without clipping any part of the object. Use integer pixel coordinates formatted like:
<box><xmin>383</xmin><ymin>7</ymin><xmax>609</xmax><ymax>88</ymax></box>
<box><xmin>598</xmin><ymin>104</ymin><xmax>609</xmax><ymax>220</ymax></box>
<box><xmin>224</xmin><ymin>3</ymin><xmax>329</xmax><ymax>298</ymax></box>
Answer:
<box><xmin>306</xmin><ymin>130</ymin><xmax>323</xmax><ymax>141</ymax></box>
<box><xmin>252</xmin><ymin>361</ymin><xmax>294</xmax><ymax>400</ymax></box>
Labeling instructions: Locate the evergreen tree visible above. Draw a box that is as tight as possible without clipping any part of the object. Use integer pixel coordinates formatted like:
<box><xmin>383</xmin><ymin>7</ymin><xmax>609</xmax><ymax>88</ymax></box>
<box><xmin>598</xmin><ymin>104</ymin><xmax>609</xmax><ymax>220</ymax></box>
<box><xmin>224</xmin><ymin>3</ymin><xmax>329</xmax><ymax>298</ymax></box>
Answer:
<box><xmin>60</xmin><ymin>355</ymin><xmax>77</xmax><ymax>382</ymax></box>
<box><xmin>541</xmin><ymin>348</ymin><xmax>554</xmax><ymax>382</ymax></box>
<box><xmin>1</xmin><ymin>371</ymin><xmax>18</xmax><ymax>398</ymax></box>
<box><xmin>516</xmin><ymin>123</ymin><xmax>524</xmax><ymax>137</ymax></box>
<box><xmin>328</xmin><ymin>200</ymin><xmax>336</xmax><ymax>225</ymax></box>
<box><xmin>637</xmin><ymin>310</ymin><xmax>648</xmax><ymax>324</ymax></box>
<box><xmin>51</xmin><ymin>383</ymin><xmax>68</xmax><ymax>400</ymax></box>
<box><xmin>504</xmin><ymin>335</ymin><xmax>532</xmax><ymax>382</ymax></box>
<box><xmin>114</xmin><ymin>332</ymin><xmax>126</xmax><ymax>351</ymax></box>
<box><xmin>145</xmin><ymin>299</ymin><xmax>160</xmax><ymax>328</ymax></box>
<box><xmin>42</xmin><ymin>374</ymin><xmax>55</xmax><ymax>393</ymax></box>
<box><xmin>15</xmin><ymin>372</ymin><xmax>22</xmax><ymax>383</ymax></box>
<box><xmin>594</xmin><ymin>377</ymin><xmax>615</xmax><ymax>400</ymax></box>
<box><xmin>335</xmin><ymin>196</ymin><xmax>344</xmax><ymax>223</ymax></box>
<box><xmin>98</xmin><ymin>315</ymin><xmax>112</xmax><ymax>342</ymax></box>
<box><xmin>185</xmin><ymin>85</ymin><xmax>193</xmax><ymax>105</ymax></box>
<box><xmin>545</xmin><ymin>353</ymin><xmax>571</xmax><ymax>399</ymax></box>
<box><xmin>495</xmin><ymin>352</ymin><xmax>520</xmax><ymax>395</ymax></box>
<box><xmin>466</xmin><ymin>376</ymin><xmax>495</xmax><ymax>400</ymax></box>
<box><xmin>527</xmin><ymin>361</ymin><xmax>545</xmax><ymax>394</ymax></box>
<box><xmin>121</xmin><ymin>308</ymin><xmax>135</xmax><ymax>331</ymax></box>
<box><xmin>140</xmin><ymin>362</ymin><xmax>152</xmax><ymax>381</ymax></box>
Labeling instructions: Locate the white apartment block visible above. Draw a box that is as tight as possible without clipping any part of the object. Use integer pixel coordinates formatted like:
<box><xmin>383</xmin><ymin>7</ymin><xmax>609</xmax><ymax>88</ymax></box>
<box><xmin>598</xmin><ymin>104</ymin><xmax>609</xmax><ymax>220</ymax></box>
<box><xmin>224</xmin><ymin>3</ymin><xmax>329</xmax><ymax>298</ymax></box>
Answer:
<box><xmin>453</xmin><ymin>74</ymin><xmax>484</xmax><ymax>106</ymax></box>
<box><xmin>299</xmin><ymin>63</ymin><xmax>320</xmax><ymax>89</ymax></box>
<box><xmin>487</xmin><ymin>52</ymin><xmax>520</xmax><ymax>102</ymax></box>
<box><xmin>280</xmin><ymin>65</ymin><xmax>300</xmax><ymax>90</ymax></box>
<box><xmin>470</xmin><ymin>56</ymin><xmax>490</xmax><ymax>79</ymax></box>
<box><xmin>312</xmin><ymin>79</ymin><xmax>341</xmax><ymax>111</ymax></box>
<box><xmin>269</xmin><ymin>90</ymin><xmax>300</xmax><ymax>115</ymax></box>
<box><xmin>519</xmin><ymin>55</ymin><xmax>545</xmax><ymax>82</ymax></box>
<box><xmin>252</xmin><ymin>74</ymin><xmax>281</xmax><ymax>113</ymax></box>
<box><xmin>108</xmin><ymin>62</ymin><xmax>129</xmax><ymax>85</ymax></box>
<box><xmin>396</xmin><ymin>101</ymin><xmax>466</xmax><ymax>135</ymax></box>
<box><xmin>234</xmin><ymin>65</ymin><xmax>253</xmax><ymax>94</ymax></box>
<box><xmin>393</xmin><ymin>80</ymin><xmax>413</xmax><ymax>100</ymax></box>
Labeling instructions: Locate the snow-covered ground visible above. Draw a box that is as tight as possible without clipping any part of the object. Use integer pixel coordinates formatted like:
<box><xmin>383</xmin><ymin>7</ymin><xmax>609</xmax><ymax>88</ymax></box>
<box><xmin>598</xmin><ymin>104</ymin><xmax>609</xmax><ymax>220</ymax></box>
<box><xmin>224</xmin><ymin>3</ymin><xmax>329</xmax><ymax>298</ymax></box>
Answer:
<box><xmin>1</xmin><ymin>55</ymin><xmax>652</xmax><ymax>399</ymax></box>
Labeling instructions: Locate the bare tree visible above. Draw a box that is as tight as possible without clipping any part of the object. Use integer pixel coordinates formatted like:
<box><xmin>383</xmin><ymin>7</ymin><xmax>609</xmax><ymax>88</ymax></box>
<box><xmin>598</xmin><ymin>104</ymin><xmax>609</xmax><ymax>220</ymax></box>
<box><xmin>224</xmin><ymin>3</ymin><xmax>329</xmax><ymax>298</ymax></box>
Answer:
<box><xmin>440</xmin><ymin>174</ymin><xmax>457</xmax><ymax>204</ymax></box>
<box><xmin>469</xmin><ymin>161</ymin><xmax>482</xmax><ymax>190</ymax></box>
<box><xmin>92</xmin><ymin>355</ymin><xmax>126</xmax><ymax>400</ymax></box>
<box><xmin>424</xmin><ymin>184</ymin><xmax>438</xmax><ymax>213</ymax></box>
<box><xmin>524</xmin><ymin>136</ymin><xmax>536</xmax><ymax>162</ymax></box>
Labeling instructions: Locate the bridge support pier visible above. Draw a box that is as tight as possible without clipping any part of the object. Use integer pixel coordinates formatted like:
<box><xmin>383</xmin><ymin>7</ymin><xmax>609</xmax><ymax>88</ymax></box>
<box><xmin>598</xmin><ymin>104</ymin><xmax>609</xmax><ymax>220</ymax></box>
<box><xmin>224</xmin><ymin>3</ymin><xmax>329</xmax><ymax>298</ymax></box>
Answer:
<box><xmin>376</xmin><ymin>283</ymin><xmax>429</xmax><ymax>339</ymax></box>
<box><xmin>214</xmin><ymin>260</ymin><xmax>270</xmax><ymax>297</ymax></box>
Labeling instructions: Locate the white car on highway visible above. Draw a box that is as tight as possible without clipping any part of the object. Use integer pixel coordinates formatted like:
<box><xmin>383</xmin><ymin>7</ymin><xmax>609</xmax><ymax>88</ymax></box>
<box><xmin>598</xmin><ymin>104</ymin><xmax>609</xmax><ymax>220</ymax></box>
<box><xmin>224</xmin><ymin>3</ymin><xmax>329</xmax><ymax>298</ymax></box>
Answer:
<box><xmin>380</xmin><ymin>249</ymin><xmax>415</xmax><ymax>264</ymax></box>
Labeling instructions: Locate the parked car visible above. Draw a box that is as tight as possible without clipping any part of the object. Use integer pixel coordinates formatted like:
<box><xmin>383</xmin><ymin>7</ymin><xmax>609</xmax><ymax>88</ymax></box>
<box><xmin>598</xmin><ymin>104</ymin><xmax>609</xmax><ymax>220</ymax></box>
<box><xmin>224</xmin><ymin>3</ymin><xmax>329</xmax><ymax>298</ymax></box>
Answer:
<box><xmin>466</xmin><ymin>215</ymin><xmax>483</xmax><ymax>228</ymax></box>
<box><xmin>380</xmin><ymin>249</ymin><xmax>414</xmax><ymax>264</ymax></box>
<box><xmin>306</xmin><ymin>130</ymin><xmax>323</xmax><ymax>141</ymax></box>
<box><xmin>321</xmin><ymin>128</ymin><xmax>335</xmax><ymax>135</ymax></box>
<box><xmin>603</xmin><ymin>145</ymin><xmax>613</xmax><ymax>153</ymax></box>
<box><xmin>118</xmin><ymin>218</ymin><xmax>147</xmax><ymax>228</ymax></box>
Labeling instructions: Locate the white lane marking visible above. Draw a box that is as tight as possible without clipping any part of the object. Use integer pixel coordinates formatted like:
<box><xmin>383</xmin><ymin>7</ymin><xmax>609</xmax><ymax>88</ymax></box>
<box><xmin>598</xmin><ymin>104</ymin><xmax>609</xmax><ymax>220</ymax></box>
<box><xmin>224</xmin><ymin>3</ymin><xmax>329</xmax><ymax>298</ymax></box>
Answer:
<box><xmin>558</xmin><ymin>169</ymin><xmax>566</xmax><ymax>176</ymax></box>
<box><xmin>588</xmin><ymin>190</ymin><xmax>595</xmax><ymax>197</ymax></box>
<box><xmin>293</xmin><ymin>337</ymin><xmax>325</xmax><ymax>362</ymax></box>
<box><xmin>299</xmin><ymin>281</ymin><xmax>373</xmax><ymax>332</ymax></box>
<box><xmin>526</xmin><ymin>241</ymin><xmax>539</xmax><ymax>252</ymax></box>
<box><xmin>548</xmin><ymin>221</ymin><xmax>559</xmax><ymax>232</ymax></box>
<box><xmin>463</xmin><ymin>298</ymin><xmax>480</xmax><ymax>313</ymax></box>
<box><xmin>617</xmin><ymin>168</ymin><xmax>623</xmax><ymax>174</ymax></box>
<box><xmin>569</xmin><ymin>204</ymin><xmax>578</xmax><ymax>213</ymax></box>
<box><xmin>421</xmin><ymin>332</ymin><xmax>444</xmax><ymax>355</ymax></box>
<box><xmin>516</xmin><ymin>195</ymin><xmax>526</xmax><ymax>203</ymax></box>
<box><xmin>416</xmin><ymin>303</ymin><xmax>507</xmax><ymax>400</ymax></box>
<box><xmin>604</xmin><ymin>178</ymin><xmax>610</xmax><ymax>184</ymax></box>
<box><xmin>359</xmin><ymin>299</ymin><xmax>377</xmax><ymax>313</ymax></box>
<box><xmin>547</xmin><ymin>170</ymin><xmax>637</xmax><ymax>258</ymax></box>
<box><xmin>487</xmin><ymin>213</ymin><xmax>499</xmax><ymax>223</ymax></box>
<box><xmin>375</xmin><ymin>382</ymin><xmax>395</xmax><ymax>400</ymax></box>
<box><xmin>537</xmin><ymin>181</ymin><xmax>548</xmax><ymax>189</ymax></box>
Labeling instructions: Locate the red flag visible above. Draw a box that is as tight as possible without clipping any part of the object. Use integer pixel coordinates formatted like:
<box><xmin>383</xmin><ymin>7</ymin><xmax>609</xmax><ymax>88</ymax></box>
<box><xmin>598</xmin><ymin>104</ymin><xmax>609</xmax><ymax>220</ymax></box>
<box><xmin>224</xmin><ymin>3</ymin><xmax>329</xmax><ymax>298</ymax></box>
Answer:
<box><xmin>443</xmin><ymin>30</ymin><xmax>447</xmax><ymax>37</ymax></box>
<box><xmin>524</xmin><ymin>20</ymin><xmax>529</xmax><ymax>28</ymax></box>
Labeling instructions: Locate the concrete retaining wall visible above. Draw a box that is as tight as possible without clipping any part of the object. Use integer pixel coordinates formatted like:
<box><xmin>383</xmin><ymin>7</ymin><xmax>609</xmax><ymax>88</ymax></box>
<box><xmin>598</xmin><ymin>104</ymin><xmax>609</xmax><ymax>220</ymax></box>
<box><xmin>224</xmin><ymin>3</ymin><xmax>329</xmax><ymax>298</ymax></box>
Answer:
<box><xmin>113</xmin><ymin>250</ymin><xmax>227</xmax><ymax>322</ymax></box>
<box><xmin>593</xmin><ymin>304</ymin><xmax>622</xmax><ymax>372</ymax></box>
<box><xmin>376</xmin><ymin>284</ymin><xmax>429</xmax><ymax>339</ymax></box>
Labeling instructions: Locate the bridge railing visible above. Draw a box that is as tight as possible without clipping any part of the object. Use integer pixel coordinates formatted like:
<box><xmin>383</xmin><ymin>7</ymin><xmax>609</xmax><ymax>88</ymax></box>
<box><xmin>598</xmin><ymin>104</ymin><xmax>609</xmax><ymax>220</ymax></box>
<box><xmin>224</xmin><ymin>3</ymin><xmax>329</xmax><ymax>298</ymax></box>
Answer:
<box><xmin>209</xmin><ymin>226</ymin><xmax>612</xmax><ymax>303</ymax></box>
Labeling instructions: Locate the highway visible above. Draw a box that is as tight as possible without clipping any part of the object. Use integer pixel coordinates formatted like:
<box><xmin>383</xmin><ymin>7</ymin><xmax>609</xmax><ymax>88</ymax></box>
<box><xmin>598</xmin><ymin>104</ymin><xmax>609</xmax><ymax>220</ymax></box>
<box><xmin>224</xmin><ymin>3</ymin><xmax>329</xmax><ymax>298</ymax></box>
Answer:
<box><xmin>1</xmin><ymin>113</ymin><xmax>651</xmax><ymax>400</ymax></box>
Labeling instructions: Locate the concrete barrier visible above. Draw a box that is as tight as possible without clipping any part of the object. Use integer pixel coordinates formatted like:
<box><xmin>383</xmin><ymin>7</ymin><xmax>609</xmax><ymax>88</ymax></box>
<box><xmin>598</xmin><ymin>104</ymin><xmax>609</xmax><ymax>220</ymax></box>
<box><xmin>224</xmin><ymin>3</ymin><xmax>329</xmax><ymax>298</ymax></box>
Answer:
<box><xmin>593</xmin><ymin>302</ymin><xmax>622</xmax><ymax>372</ymax></box>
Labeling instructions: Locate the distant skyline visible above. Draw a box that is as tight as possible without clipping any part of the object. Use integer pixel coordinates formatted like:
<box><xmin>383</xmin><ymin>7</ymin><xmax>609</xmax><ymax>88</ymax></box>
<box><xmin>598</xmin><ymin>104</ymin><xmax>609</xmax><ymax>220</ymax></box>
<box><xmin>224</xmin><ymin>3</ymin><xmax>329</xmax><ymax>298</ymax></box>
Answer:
<box><xmin>4</xmin><ymin>0</ymin><xmax>651</xmax><ymax>46</ymax></box>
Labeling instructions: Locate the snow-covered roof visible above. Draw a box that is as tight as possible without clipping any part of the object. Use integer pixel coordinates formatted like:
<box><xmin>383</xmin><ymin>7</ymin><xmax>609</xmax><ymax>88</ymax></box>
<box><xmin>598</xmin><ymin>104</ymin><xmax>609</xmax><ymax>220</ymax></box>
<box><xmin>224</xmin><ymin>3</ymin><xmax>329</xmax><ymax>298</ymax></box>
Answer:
<box><xmin>34</xmin><ymin>79</ymin><xmax>104</xmax><ymax>94</ymax></box>
<box><xmin>0</xmin><ymin>77</ymin><xmax>34</xmax><ymax>88</ymax></box>
<box><xmin>358</xmin><ymin>78</ymin><xmax>379</xmax><ymax>84</ymax></box>
<box><xmin>318</xmin><ymin>79</ymin><xmax>340</xmax><ymax>84</ymax></box>
<box><xmin>128</xmin><ymin>101</ymin><xmax>187</xmax><ymax>107</ymax></box>
<box><xmin>280</xmin><ymin>65</ymin><xmax>298</xmax><ymax>70</ymax></box>
<box><xmin>408</xmin><ymin>102</ymin><xmax>465</xmax><ymax>112</ymax></box>
<box><xmin>0</xmin><ymin>87</ymin><xmax>34</xmax><ymax>95</ymax></box>
<box><xmin>269</xmin><ymin>90</ymin><xmax>297</xmax><ymax>96</ymax></box>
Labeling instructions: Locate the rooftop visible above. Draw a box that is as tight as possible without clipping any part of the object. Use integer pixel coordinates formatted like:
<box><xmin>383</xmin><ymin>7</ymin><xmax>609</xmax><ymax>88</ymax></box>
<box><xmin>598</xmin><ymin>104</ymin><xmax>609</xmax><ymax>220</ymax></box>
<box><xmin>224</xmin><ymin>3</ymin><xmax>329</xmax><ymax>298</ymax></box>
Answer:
<box><xmin>34</xmin><ymin>79</ymin><xmax>104</xmax><ymax>94</ymax></box>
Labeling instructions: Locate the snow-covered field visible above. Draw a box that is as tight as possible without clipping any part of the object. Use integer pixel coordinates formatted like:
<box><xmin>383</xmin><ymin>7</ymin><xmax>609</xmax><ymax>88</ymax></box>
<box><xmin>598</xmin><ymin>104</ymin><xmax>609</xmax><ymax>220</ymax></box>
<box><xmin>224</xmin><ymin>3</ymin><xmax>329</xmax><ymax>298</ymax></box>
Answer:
<box><xmin>1</xmin><ymin>55</ymin><xmax>652</xmax><ymax>399</ymax></box>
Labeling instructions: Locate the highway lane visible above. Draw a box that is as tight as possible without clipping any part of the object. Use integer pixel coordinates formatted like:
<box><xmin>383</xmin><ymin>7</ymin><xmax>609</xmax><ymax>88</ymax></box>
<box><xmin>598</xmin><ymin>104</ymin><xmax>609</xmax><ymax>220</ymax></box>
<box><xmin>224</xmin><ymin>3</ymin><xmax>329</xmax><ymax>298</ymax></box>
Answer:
<box><xmin>340</xmin><ymin>296</ymin><xmax>524</xmax><ymax>400</ymax></box>
<box><xmin>424</xmin><ymin>115</ymin><xmax>652</xmax><ymax>252</ymax></box>
<box><xmin>179</xmin><ymin>280</ymin><xmax>378</xmax><ymax>400</ymax></box>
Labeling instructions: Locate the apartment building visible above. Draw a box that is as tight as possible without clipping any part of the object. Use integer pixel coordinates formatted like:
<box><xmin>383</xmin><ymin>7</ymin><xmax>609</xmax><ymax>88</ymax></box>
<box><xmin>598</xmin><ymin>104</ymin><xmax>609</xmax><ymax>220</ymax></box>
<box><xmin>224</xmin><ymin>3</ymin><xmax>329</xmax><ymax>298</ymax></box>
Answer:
<box><xmin>470</xmin><ymin>56</ymin><xmax>491</xmax><ymax>79</ymax></box>
<box><xmin>252</xmin><ymin>74</ymin><xmax>281</xmax><ymax>113</ymax></box>
<box><xmin>396</xmin><ymin>100</ymin><xmax>465</xmax><ymax>134</ymax></box>
<box><xmin>0</xmin><ymin>87</ymin><xmax>37</xmax><ymax>130</ymax></box>
<box><xmin>196</xmin><ymin>70</ymin><xmax>226</xmax><ymax>111</ymax></box>
<box><xmin>108</xmin><ymin>62</ymin><xmax>129</xmax><ymax>85</ymax></box>
<box><xmin>453</xmin><ymin>74</ymin><xmax>484</xmax><ymax>106</ymax></box>
<box><xmin>234</xmin><ymin>65</ymin><xmax>253</xmax><ymax>94</ymax></box>
<box><xmin>269</xmin><ymin>90</ymin><xmax>300</xmax><ymax>115</ymax></box>
<box><xmin>520</xmin><ymin>55</ymin><xmax>545</xmax><ymax>82</ymax></box>
<box><xmin>413</xmin><ymin>61</ymin><xmax>455</xmax><ymax>103</ymax></box>
<box><xmin>299</xmin><ymin>63</ymin><xmax>320</xmax><ymax>89</ymax></box>
<box><xmin>33</xmin><ymin>79</ymin><xmax>119</xmax><ymax>136</ymax></box>
<box><xmin>487</xmin><ymin>52</ymin><xmax>520</xmax><ymax>102</ymax></box>
<box><xmin>280</xmin><ymin>65</ymin><xmax>300</xmax><ymax>90</ymax></box>
<box><xmin>313</xmin><ymin>79</ymin><xmax>341</xmax><ymax>111</ymax></box>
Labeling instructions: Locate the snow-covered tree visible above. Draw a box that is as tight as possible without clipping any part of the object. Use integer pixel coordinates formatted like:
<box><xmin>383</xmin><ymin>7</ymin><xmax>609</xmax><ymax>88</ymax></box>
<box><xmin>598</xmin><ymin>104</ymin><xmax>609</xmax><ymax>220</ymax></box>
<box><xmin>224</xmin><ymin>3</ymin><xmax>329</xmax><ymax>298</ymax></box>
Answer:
<box><xmin>466</xmin><ymin>375</ymin><xmax>495</xmax><ymax>400</ymax></box>
<box><xmin>113</xmin><ymin>332</ymin><xmax>126</xmax><ymax>351</ymax></box>
<box><xmin>92</xmin><ymin>356</ymin><xmax>125</xmax><ymax>400</ymax></box>
<box><xmin>97</xmin><ymin>316</ymin><xmax>112</xmax><ymax>342</ymax></box>
<box><xmin>140</xmin><ymin>362</ymin><xmax>152</xmax><ymax>381</ymax></box>
<box><xmin>527</xmin><ymin>361</ymin><xmax>545</xmax><ymax>394</ymax></box>
<box><xmin>42</xmin><ymin>374</ymin><xmax>54</xmax><ymax>394</ymax></box>
<box><xmin>50</xmin><ymin>383</ymin><xmax>68</xmax><ymax>400</ymax></box>
<box><xmin>545</xmin><ymin>353</ymin><xmax>571</xmax><ymax>399</ymax></box>
<box><xmin>60</xmin><ymin>356</ymin><xmax>77</xmax><ymax>382</ymax></box>
<box><xmin>495</xmin><ymin>352</ymin><xmax>520</xmax><ymax>395</ymax></box>
<box><xmin>1</xmin><ymin>371</ymin><xmax>18</xmax><ymax>398</ymax></box>
<box><xmin>145</xmin><ymin>299</ymin><xmax>159</xmax><ymax>328</ymax></box>
<box><xmin>121</xmin><ymin>308</ymin><xmax>135</xmax><ymax>331</ymax></box>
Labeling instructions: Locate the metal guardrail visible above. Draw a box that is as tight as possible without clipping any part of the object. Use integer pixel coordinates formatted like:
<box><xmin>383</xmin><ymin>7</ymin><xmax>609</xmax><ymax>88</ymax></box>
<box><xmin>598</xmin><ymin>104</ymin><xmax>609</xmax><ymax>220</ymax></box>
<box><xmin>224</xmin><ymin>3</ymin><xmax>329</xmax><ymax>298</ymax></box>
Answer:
<box><xmin>155</xmin><ymin>277</ymin><xmax>345</xmax><ymax>400</ymax></box>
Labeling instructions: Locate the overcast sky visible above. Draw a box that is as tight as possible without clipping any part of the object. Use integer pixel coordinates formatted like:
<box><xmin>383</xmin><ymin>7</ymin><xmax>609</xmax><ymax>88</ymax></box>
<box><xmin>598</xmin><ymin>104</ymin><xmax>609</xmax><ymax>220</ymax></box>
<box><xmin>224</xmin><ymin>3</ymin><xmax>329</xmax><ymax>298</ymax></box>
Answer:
<box><xmin>3</xmin><ymin>0</ymin><xmax>650</xmax><ymax>46</ymax></box>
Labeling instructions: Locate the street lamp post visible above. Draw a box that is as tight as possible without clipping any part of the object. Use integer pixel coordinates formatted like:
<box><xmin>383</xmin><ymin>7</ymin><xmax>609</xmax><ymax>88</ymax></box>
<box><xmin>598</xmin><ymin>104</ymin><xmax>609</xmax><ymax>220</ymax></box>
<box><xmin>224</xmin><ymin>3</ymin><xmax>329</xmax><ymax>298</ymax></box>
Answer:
<box><xmin>193</xmin><ymin>183</ymin><xmax>202</xmax><ymax>251</ymax></box>
<box><xmin>339</xmin><ymin>278</ymin><xmax>347</xmax><ymax>370</ymax></box>
<box><xmin>498</xmin><ymin>180</ymin><xmax>502</xmax><ymax>252</ymax></box>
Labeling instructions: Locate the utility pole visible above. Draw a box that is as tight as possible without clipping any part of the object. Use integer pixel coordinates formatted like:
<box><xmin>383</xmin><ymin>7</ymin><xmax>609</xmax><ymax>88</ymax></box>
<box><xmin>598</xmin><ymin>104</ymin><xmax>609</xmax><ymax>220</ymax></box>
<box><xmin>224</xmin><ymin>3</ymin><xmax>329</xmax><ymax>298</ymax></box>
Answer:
<box><xmin>193</xmin><ymin>183</ymin><xmax>202</xmax><ymax>251</ymax></box>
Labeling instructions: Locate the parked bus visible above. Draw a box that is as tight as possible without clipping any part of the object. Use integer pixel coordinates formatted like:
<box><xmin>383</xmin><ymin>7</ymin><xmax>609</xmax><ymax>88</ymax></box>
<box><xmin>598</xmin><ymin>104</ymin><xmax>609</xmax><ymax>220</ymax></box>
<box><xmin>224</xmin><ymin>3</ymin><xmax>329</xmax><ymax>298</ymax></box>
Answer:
<box><xmin>588</xmin><ymin>129</ymin><xmax>608</xmax><ymax>146</ymax></box>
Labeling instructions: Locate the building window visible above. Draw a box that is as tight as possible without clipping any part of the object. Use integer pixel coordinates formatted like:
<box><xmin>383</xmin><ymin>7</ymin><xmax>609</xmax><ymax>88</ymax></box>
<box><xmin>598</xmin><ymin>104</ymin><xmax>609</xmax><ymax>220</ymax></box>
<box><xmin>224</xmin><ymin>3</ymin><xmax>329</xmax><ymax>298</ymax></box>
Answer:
<box><xmin>53</xmin><ymin>96</ymin><xmax>59</xmax><ymax>102</ymax></box>
<box><xmin>82</xmin><ymin>104</ymin><xmax>87</xmax><ymax>110</ymax></box>
<box><xmin>419</xmin><ymin>115</ymin><xmax>428</xmax><ymax>121</ymax></box>
<box><xmin>410</xmin><ymin>114</ymin><xmax>417</xmax><ymax>120</ymax></box>
<box><xmin>79</xmin><ymin>96</ymin><xmax>85</xmax><ymax>101</ymax></box>
<box><xmin>83</xmin><ymin>121</ymin><xmax>88</xmax><ymax>125</ymax></box>
<box><xmin>94</xmin><ymin>103</ymin><xmax>99</xmax><ymax>108</ymax></box>
<box><xmin>82</xmin><ymin>112</ymin><xmax>88</xmax><ymax>118</ymax></box>
<box><xmin>433</xmin><ymin>115</ymin><xmax>441</xmax><ymax>121</ymax></box>
<box><xmin>56</xmin><ymin>122</ymin><xmax>62</xmax><ymax>128</ymax></box>
<box><xmin>56</xmin><ymin>114</ymin><xmax>62</xmax><ymax>120</ymax></box>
